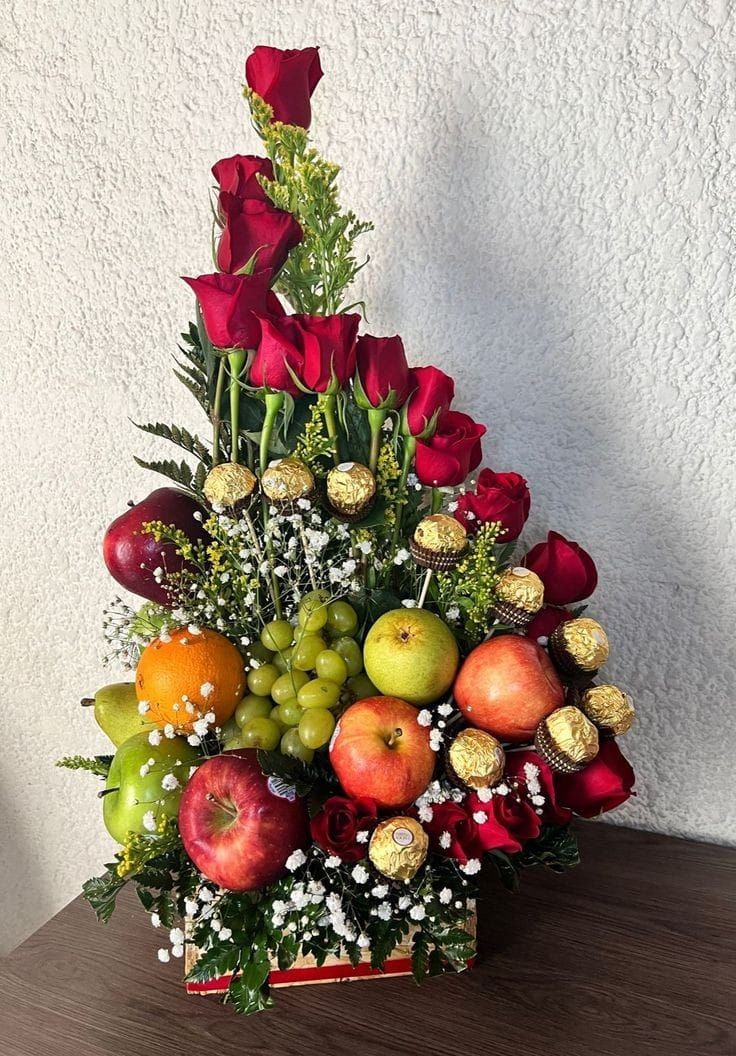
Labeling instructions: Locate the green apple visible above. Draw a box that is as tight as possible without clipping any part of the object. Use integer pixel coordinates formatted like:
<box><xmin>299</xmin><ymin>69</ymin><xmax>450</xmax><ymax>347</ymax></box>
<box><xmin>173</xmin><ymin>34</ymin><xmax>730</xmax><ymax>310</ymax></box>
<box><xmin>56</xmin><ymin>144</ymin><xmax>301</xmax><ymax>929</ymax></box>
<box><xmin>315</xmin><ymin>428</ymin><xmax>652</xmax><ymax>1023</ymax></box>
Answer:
<box><xmin>102</xmin><ymin>731</ymin><xmax>198</xmax><ymax>844</ymax></box>
<box><xmin>363</xmin><ymin>608</ymin><xmax>459</xmax><ymax>706</ymax></box>
<box><xmin>88</xmin><ymin>682</ymin><xmax>157</xmax><ymax>748</ymax></box>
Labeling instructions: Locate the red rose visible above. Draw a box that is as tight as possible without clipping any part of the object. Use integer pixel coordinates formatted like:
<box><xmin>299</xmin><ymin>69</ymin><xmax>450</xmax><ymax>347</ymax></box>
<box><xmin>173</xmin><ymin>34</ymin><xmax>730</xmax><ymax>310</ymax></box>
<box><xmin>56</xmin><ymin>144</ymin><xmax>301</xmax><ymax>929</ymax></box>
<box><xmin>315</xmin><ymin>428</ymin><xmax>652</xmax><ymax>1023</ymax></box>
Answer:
<box><xmin>183</xmin><ymin>271</ymin><xmax>274</xmax><ymax>349</ymax></box>
<box><xmin>423</xmin><ymin>801</ymin><xmax>482</xmax><ymax>865</ymax></box>
<box><xmin>525</xmin><ymin>606</ymin><xmax>573</xmax><ymax>642</ymax></box>
<box><xmin>415</xmin><ymin>410</ymin><xmax>486</xmax><ymax>487</ymax></box>
<box><xmin>467</xmin><ymin>787</ymin><xmax>542</xmax><ymax>854</ymax></box>
<box><xmin>299</xmin><ymin>313</ymin><xmax>360</xmax><ymax>393</ymax></box>
<box><xmin>402</xmin><ymin>366</ymin><xmax>455</xmax><ymax>438</ymax></box>
<box><xmin>211</xmin><ymin>155</ymin><xmax>274</xmax><ymax>200</ymax></box>
<box><xmin>216</xmin><ymin>193</ymin><xmax>302</xmax><ymax>276</ymax></box>
<box><xmin>245</xmin><ymin>46</ymin><xmax>323</xmax><ymax>128</ymax></box>
<box><xmin>250</xmin><ymin>315</ymin><xmax>305</xmax><ymax>395</ymax></box>
<box><xmin>455</xmin><ymin>468</ymin><xmax>530</xmax><ymax>539</ymax></box>
<box><xmin>523</xmin><ymin>530</ymin><xmax>598</xmax><ymax>605</ymax></box>
<box><xmin>554</xmin><ymin>739</ymin><xmax>635</xmax><ymax>818</ymax></box>
<box><xmin>310</xmin><ymin>795</ymin><xmax>378</xmax><ymax>862</ymax></box>
<box><xmin>354</xmin><ymin>334</ymin><xmax>411</xmax><ymax>410</ymax></box>
<box><xmin>504</xmin><ymin>749</ymin><xmax>571</xmax><ymax>826</ymax></box>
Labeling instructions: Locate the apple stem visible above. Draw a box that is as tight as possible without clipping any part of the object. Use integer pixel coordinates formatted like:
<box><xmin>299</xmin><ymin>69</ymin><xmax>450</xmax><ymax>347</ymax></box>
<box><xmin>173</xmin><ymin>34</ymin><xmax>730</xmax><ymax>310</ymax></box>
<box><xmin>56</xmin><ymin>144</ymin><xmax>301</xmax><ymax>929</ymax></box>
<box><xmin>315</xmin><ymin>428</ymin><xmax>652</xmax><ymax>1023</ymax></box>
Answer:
<box><xmin>97</xmin><ymin>787</ymin><xmax>119</xmax><ymax>798</ymax></box>
<box><xmin>80</xmin><ymin>697</ymin><xmax>95</xmax><ymax>707</ymax></box>
<box><xmin>417</xmin><ymin>569</ymin><xmax>433</xmax><ymax>609</ymax></box>
<box><xmin>205</xmin><ymin>792</ymin><xmax>238</xmax><ymax>820</ymax></box>
<box><xmin>386</xmin><ymin>727</ymin><xmax>403</xmax><ymax>748</ymax></box>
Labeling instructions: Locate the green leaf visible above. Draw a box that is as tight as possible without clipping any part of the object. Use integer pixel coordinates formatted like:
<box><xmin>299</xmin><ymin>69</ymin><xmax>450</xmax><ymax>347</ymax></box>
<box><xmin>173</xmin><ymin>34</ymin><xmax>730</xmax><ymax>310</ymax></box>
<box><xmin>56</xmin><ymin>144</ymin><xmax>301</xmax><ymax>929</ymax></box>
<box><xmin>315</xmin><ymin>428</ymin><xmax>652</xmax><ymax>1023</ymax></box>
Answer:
<box><xmin>411</xmin><ymin>930</ymin><xmax>429</xmax><ymax>983</ymax></box>
<box><xmin>132</xmin><ymin>421</ymin><xmax>212</xmax><ymax>467</ymax></box>
<box><xmin>256</xmin><ymin>749</ymin><xmax>340</xmax><ymax>799</ymax></box>
<box><xmin>185</xmin><ymin>943</ymin><xmax>240</xmax><ymax>983</ymax></box>
<box><xmin>132</xmin><ymin>456</ymin><xmax>197</xmax><ymax>494</ymax></box>
<box><xmin>82</xmin><ymin>865</ymin><xmax>127</xmax><ymax>923</ymax></box>
<box><xmin>516</xmin><ymin>824</ymin><xmax>580</xmax><ymax>873</ymax></box>
<box><xmin>56</xmin><ymin>755</ymin><xmax>112</xmax><ymax>777</ymax></box>
<box><xmin>228</xmin><ymin>947</ymin><xmax>273</xmax><ymax>1016</ymax></box>
<box><xmin>488</xmin><ymin>849</ymin><xmax>521</xmax><ymax>892</ymax></box>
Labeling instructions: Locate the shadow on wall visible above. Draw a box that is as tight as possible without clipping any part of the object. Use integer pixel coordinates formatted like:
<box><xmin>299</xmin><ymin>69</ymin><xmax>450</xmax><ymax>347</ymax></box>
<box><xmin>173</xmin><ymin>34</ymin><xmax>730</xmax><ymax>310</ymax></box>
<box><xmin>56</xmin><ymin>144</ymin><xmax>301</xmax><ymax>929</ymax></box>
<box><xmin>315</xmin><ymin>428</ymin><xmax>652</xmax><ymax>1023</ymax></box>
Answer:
<box><xmin>371</xmin><ymin>93</ymin><xmax>734</xmax><ymax>842</ymax></box>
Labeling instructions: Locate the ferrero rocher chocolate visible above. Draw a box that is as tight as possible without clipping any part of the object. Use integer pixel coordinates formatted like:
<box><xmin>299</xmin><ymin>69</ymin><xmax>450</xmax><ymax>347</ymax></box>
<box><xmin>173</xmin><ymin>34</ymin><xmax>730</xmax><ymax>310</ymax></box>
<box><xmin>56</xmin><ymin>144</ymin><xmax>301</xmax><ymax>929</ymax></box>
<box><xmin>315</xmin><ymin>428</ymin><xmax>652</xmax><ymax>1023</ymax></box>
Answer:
<box><xmin>261</xmin><ymin>457</ymin><xmax>315</xmax><ymax>507</ymax></box>
<box><xmin>326</xmin><ymin>461</ymin><xmax>376</xmax><ymax>521</ymax></box>
<box><xmin>549</xmin><ymin>617</ymin><xmax>609</xmax><ymax>675</ymax></box>
<box><xmin>447</xmin><ymin>728</ymin><xmax>505</xmax><ymax>790</ymax></box>
<box><xmin>490</xmin><ymin>567</ymin><xmax>544</xmax><ymax>628</ymax></box>
<box><xmin>410</xmin><ymin>514</ymin><xmax>468</xmax><ymax>572</ymax></box>
<box><xmin>368</xmin><ymin>816</ymin><xmax>429</xmax><ymax>881</ymax></box>
<box><xmin>535</xmin><ymin>705</ymin><xmax>599</xmax><ymax>773</ymax></box>
<box><xmin>203</xmin><ymin>462</ymin><xmax>258</xmax><ymax>510</ymax></box>
<box><xmin>580</xmin><ymin>684</ymin><xmax>635</xmax><ymax>736</ymax></box>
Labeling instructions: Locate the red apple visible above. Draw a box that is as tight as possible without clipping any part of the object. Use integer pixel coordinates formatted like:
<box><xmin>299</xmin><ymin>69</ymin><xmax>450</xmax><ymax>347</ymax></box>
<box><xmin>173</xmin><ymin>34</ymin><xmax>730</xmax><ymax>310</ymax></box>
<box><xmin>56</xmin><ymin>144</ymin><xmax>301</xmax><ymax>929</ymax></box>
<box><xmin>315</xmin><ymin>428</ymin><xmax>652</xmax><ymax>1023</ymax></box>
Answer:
<box><xmin>178</xmin><ymin>750</ymin><xmax>309</xmax><ymax>891</ymax></box>
<box><xmin>329</xmin><ymin>696</ymin><xmax>435</xmax><ymax>809</ymax></box>
<box><xmin>103</xmin><ymin>487</ymin><xmax>206</xmax><ymax>606</ymax></box>
<box><xmin>454</xmin><ymin>635</ymin><xmax>564</xmax><ymax>742</ymax></box>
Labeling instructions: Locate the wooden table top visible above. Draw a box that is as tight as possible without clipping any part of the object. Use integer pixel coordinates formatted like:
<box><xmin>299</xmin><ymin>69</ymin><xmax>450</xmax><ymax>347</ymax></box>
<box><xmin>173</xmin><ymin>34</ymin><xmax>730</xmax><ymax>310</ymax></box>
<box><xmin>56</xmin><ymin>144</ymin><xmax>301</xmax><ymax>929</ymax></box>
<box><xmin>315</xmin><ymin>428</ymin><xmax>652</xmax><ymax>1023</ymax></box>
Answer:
<box><xmin>1</xmin><ymin>824</ymin><xmax>734</xmax><ymax>1056</ymax></box>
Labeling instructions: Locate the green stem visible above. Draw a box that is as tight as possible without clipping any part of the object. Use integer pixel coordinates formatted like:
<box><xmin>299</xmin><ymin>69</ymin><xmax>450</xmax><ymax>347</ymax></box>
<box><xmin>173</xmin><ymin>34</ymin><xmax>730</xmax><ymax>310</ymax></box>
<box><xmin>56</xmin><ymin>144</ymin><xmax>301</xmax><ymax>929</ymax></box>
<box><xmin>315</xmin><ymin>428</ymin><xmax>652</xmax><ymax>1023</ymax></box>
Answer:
<box><xmin>388</xmin><ymin>435</ymin><xmax>417</xmax><ymax>562</ymax></box>
<box><xmin>367</xmin><ymin>408</ymin><xmax>387</xmax><ymax>475</ymax></box>
<box><xmin>211</xmin><ymin>356</ymin><xmax>227</xmax><ymax>466</ymax></box>
<box><xmin>319</xmin><ymin>393</ymin><xmax>340</xmax><ymax>465</ymax></box>
<box><xmin>259</xmin><ymin>391</ymin><xmax>286</xmax><ymax>620</ymax></box>
<box><xmin>228</xmin><ymin>350</ymin><xmax>247</xmax><ymax>463</ymax></box>
<box><xmin>431</xmin><ymin>488</ymin><xmax>443</xmax><ymax>514</ymax></box>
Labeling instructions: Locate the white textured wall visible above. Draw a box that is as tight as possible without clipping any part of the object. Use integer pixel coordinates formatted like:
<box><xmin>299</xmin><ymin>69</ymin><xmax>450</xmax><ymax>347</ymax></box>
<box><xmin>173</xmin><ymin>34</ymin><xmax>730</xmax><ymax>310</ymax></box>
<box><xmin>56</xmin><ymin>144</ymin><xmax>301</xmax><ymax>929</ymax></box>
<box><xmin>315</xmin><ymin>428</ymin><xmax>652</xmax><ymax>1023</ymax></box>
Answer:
<box><xmin>1</xmin><ymin>1</ymin><xmax>734</xmax><ymax>954</ymax></box>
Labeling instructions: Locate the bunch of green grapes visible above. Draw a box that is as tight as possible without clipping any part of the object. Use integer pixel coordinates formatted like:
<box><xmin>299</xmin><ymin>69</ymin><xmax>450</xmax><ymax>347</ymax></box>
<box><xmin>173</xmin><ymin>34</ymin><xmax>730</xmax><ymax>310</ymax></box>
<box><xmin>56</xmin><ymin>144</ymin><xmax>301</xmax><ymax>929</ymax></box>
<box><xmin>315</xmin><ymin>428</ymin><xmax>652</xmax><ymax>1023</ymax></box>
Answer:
<box><xmin>221</xmin><ymin>592</ymin><xmax>377</xmax><ymax>763</ymax></box>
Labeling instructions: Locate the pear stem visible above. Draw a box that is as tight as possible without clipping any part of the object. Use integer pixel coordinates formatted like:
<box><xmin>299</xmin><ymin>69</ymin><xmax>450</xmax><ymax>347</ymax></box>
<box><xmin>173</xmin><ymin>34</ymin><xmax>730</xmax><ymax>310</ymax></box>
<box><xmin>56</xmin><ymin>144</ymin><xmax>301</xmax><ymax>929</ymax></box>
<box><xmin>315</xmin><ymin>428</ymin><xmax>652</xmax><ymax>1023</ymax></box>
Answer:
<box><xmin>80</xmin><ymin>698</ymin><xmax>95</xmax><ymax>707</ymax></box>
<box><xmin>98</xmin><ymin>787</ymin><xmax>119</xmax><ymax>799</ymax></box>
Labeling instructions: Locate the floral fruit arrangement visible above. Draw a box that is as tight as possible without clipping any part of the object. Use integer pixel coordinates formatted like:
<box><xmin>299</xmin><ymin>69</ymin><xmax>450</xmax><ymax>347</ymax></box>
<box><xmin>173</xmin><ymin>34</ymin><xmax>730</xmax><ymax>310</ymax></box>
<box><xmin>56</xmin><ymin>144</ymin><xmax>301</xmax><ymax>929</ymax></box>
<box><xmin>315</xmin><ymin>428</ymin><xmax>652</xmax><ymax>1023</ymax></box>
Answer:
<box><xmin>63</xmin><ymin>45</ymin><xmax>637</xmax><ymax>1016</ymax></box>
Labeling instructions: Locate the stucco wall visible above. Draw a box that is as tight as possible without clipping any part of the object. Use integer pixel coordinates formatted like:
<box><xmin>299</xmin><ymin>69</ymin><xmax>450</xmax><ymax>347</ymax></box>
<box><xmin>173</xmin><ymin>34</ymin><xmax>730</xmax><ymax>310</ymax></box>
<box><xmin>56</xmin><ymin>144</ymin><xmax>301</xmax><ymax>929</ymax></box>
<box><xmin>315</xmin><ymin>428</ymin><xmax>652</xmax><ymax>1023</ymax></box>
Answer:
<box><xmin>1</xmin><ymin>1</ymin><xmax>734</xmax><ymax>954</ymax></box>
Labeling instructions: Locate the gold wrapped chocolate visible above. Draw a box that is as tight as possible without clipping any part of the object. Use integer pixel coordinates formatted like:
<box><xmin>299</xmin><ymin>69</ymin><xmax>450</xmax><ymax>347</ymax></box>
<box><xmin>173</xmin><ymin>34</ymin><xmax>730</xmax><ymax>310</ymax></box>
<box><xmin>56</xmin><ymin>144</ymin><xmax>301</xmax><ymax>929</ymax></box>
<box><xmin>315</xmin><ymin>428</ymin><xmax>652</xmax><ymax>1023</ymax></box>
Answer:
<box><xmin>326</xmin><ymin>461</ymin><xmax>376</xmax><ymax>521</ymax></box>
<box><xmin>580</xmin><ymin>684</ymin><xmax>635</xmax><ymax>736</ymax></box>
<box><xmin>368</xmin><ymin>816</ymin><xmax>429</xmax><ymax>881</ymax></box>
<box><xmin>490</xmin><ymin>566</ymin><xmax>544</xmax><ymax>627</ymax></box>
<box><xmin>410</xmin><ymin>514</ymin><xmax>468</xmax><ymax>572</ymax></box>
<box><xmin>203</xmin><ymin>462</ymin><xmax>258</xmax><ymax>509</ymax></box>
<box><xmin>261</xmin><ymin>457</ymin><xmax>315</xmax><ymax>506</ymax></box>
<box><xmin>535</xmin><ymin>705</ymin><xmax>599</xmax><ymax>773</ymax></box>
<box><xmin>549</xmin><ymin>617</ymin><xmax>609</xmax><ymax>674</ymax></box>
<box><xmin>448</xmin><ymin>728</ymin><xmax>505</xmax><ymax>790</ymax></box>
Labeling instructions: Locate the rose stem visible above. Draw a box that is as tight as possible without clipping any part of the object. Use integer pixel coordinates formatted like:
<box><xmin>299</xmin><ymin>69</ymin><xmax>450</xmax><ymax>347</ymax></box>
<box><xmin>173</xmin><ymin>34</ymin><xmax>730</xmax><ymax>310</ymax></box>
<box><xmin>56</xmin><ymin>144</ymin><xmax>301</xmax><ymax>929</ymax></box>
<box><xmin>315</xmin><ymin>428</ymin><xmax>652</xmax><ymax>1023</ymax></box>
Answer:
<box><xmin>387</xmin><ymin>435</ymin><xmax>417</xmax><ymax>567</ymax></box>
<box><xmin>430</xmin><ymin>487</ymin><xmax>443</xmax><ymax>514</ymax></box>
<box><xmin>228</xmin><ymin>350</ymin><xmax>247</xmax><ymax>463</ymax></box>
<box><xmin>259</xmin><ymin>391</ymin><xmax>285</xmax><ymax>619</ymax></box>
<box><xmin>318</xmin><ymin>393</ymin><xmax>341</xmax><ymax>465</ymax></box>
<box><xmin>211</xmin><ymin>356</ymin><xmax>227</xmax><ymax>466</ymax></box>
<box><xmin>367</xmin><ymin>408</ymin><xmax>386</xmax><ymax>475</ymax></box>
<box><xmin>417</xmin><ymin>569</ymin><xmax>433</xmax><ymax>609</ymax></box>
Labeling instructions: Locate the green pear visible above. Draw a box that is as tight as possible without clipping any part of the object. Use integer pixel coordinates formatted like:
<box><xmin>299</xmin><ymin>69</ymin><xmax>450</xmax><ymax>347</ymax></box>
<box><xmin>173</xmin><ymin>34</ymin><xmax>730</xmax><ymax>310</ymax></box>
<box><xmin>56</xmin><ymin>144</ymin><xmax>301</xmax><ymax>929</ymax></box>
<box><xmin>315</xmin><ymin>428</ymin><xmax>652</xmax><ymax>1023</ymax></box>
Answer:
<box><xmin>102</xmin><ymin>731</ymin><xmax>198</xmax><ymax>844</ymax></box>
<box><xmin>129</xmin><ymin>601</ymin><xmax>170</xmax><ymax>643</ymax></box>
<box><xmin>87</xmin><ymin>682</ymin><xmax>156</xmax><ymax>748</ymax></box>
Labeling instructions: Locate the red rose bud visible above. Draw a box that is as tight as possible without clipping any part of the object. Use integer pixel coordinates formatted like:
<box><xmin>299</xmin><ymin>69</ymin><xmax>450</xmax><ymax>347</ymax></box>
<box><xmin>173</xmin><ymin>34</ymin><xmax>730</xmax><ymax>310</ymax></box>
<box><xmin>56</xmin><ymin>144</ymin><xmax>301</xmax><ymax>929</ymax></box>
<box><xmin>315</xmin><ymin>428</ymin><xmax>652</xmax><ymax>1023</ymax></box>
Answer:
<box><xmin>455</xmin><ymin>468</ymin><xmax>530</xmax><ymax>539</ymax></box>
<box><xmin>525</xmin><ymin>605</ymin><xmax>573</xmax><ymax>642</ymax></box>
<box><xmin>402</xmin><ymin>366</ymin><xmax>455</xmax><ymax>438</ymax></box>
<box><xmin>299</xmin><ymin>313</ymin><xmax>360</xmax><ymax>393</ymax></box>
<box><xmin>415</xmin><ymin>410</ymin><xmax>486</xmax><ymax>488</ymax></box>
<box><xmin>554</xmin><ymin>739</ymin><xmax>635</xmax><ymax>818</ymax></box>
<box><xmin>310</xmin><ymin>795</ymin><xmax>378</xmax><ymax>862</ymax></box>
<box><xmin>354</xmin><ymin>334</ymin><xmax>411</xmax><ymax>410</ymax></box>
<box><xmin>183</xmin><ymin>271</ymin><xmax>274</xmax><ymax>350</ymax></box>
<box><xmin>246</xmin><ymin>45</ymin><xmax>323</xmax><ymax>128</ymax></box>
<box><xmin>467</xmin><ymin>787</ymin><xmax>542</xmax><ymax>854</ymax></box>
<box><xmin>216</xmin><ymin>193</ymin><xmax>303</xmax><ymax>276</ymax></box>
<box><xmin>523</xmin><ymin>530</ymin><xmax>598</xmax><ymax>605</ymax></box>
<box><xmin>422</xmin><ymin>801</ymin><xmax>483</xmax><ymax>865</ymax></box>
<box><xmin>211</xmin><ymin>154</ymin><xmax>274</xmax><ymax>200</ymax></box>
<box><xmin>503</xmin><ymin>749</ymin><xmax>572</xmax><ymax>826</ymax></box>
<box><xmin>251</xmin><ymin>315</ymin><xmax>306</xmax><ymax>396</ymax></box>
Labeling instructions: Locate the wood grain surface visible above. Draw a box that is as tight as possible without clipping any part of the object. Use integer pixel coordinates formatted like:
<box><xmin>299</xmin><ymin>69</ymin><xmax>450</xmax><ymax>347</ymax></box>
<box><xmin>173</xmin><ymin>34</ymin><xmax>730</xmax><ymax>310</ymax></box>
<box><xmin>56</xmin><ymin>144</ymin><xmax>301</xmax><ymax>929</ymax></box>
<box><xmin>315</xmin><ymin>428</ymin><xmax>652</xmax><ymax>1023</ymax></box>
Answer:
<box><xmin>1</xmin><ymin>824</ymin><xmax>734</xmax><ymax>1056</ymax></box>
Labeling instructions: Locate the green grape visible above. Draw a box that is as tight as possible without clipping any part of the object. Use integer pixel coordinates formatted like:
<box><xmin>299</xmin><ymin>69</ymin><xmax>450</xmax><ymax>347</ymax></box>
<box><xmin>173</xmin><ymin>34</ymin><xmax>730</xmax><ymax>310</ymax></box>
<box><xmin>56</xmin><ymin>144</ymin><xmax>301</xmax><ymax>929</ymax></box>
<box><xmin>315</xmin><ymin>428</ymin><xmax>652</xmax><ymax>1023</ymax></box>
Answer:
<box><xmin>220</xmin><ymin>717</ymin><xmax>240</xmax><ymax>743</ymax></box>
<box><xmin>240</xmin><ymin>717</ymin><xmax>281</xmax><ymax>751</ymax></box>
<box><xmin>297</xmin><ymin>589</ymin><xmax>330</xmax><ymax>632</ymax></box>
<box><xmin>222</xmin><ymin>732</ymin><xmax>245</xmax><ymax>750</ymax></box>
<box><xmin>280</xmin><ymin>727</ymin><xmax>314</xmax><ymax>763</ymax></box>
<box><xmin>326</xmin><ymin>600</ymin><xmax>359</xmax><ymax>637</ymax></box>
<box><xmin>269</xmin><ymin>705</ymin><xmax>289</xmax><ymax>733</ymax></box>
<box><xmin>297</xmin><ymin>677</ymin><xmax>341</xmax><ymax>710</ymax></box>
<box><xmin>271</xmin><ymin>669</ymin><xmax>310</xmax><ymax>705</ymax></box>
<box><xmin>235</xmin><ymin>694</ymin><xmax>273</xmax><ymax>727</ymax></box>
<box><xmin>247</xmin><ymin>663</ymin><xmax>279</xmax><ymax>697</ymax></box>
<box><xmin>274</xmin><ymin>699</ymin><xmax>304</xmax><ymax>727</ymax></box>
<box><xmin>298</xmin><ymin>707</ymin><xmax>336</xmax><ymax>749</ymax></box>
<box><xmin>315</xmin><ymin>649</ymin><xmax>348</xmax><ymax>685</ymax></box>
<box><xmin>332</xmin><ymin>636</ymin><xmax>364</xmax><ymax>677</ymax></box>
<box><xmin>346</xmin><ymin>673</ymin><xmax>378</xmax><ymax>701</ymax></box>
<box><xmin>292</xmin><ymin>634</ymin><xmax>326</xmax><ymax>671</ymax></box>
<box><xmin>247</xmin><ymin>640</ymin><xmax>274</xmax><ymax>665</ymax></box>
<box><xmin>261</xmin><ymin>619</ymin><xmax>295</xmax><ymax>652</ymax></box>
<box><xmin>272</xmin><ymin>646</ymin><xmax>294</xmax><ymax>674</ymax></box>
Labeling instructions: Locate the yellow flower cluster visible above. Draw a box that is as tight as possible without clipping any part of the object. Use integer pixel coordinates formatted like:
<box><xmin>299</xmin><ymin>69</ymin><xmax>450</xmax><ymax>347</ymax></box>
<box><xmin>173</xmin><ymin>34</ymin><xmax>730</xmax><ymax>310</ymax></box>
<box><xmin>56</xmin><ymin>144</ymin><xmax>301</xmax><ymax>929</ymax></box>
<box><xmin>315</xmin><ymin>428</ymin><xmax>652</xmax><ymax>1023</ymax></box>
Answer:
<box><xmin>294</xmin><ymin>402</ymin><xmax>334</xmax><ymax>472</ymax></box>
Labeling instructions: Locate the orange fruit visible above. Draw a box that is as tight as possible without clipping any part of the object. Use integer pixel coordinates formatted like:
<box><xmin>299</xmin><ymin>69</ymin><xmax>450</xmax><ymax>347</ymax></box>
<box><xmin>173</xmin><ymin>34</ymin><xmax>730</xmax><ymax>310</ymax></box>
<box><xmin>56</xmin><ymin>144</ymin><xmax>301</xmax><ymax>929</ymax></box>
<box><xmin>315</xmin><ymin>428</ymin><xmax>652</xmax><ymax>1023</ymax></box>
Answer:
<box><xmin>135</xmin><ymin>628</ymin><xmax>245</xmax><ymax>733</ymax></box>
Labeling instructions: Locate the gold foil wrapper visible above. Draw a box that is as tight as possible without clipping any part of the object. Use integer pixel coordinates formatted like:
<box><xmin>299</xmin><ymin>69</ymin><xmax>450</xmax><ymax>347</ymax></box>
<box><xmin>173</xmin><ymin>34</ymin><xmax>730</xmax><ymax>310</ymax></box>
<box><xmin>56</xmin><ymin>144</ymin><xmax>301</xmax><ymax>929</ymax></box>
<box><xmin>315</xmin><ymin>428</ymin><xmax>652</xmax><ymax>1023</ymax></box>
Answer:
<box><xmin>552</xmin><ymin>617</ymin><xmax>609</xmax><ymax>672</ymax></box>
<box><xmin>368</xmin><ymin>816</ymin><xmax>429</xmax><ymax>881</ymax></box>
<box><xmin>536</xmin><ymin>706</ymin><xmax>599</xmax><ymax>772</ymax></box>
<box><xmin>580</xmin><ymin>684</ymin><xmax>635</xmax><ymax>736</ymax></box>
<box><xmin>495</xmin><ymin>567</ymin><xmax>544</xmax><ymax>615</ymax></box>
<box><xmin>326</xmin><ymin>461</ymin><xmax>376</xmax><ymax>518</ymax></box>
<box><xmin>448</xmin><ymin>728</ymin><xmax>506</xmax><ymax>789</ymax></box>
<box><xmin>203</xmin><ymin>463</ymin><xmax>258</xmax><ymax>508</ymax></box>
<box><xmin>411</xmin><ymin>514</ymin><xmax>467</xmax><ymax>571</ymax></box>
<box><xmin>261</xmin><ymin>457</ymin><xmax>315</xmax><ymax>505</ymax></box>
